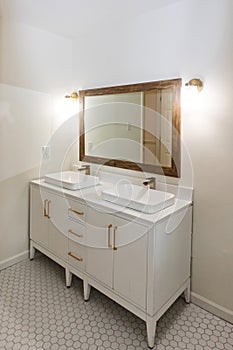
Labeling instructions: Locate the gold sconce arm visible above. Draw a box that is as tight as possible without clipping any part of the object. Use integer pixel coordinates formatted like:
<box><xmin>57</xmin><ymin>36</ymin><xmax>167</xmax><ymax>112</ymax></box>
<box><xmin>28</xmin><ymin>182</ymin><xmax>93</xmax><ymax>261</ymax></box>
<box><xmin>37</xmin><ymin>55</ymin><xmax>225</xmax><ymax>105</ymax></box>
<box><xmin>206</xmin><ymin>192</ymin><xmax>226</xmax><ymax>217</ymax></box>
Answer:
<box><xmin>185</xmin><ymin>78</ymin><xmax>203</xmax><ymax>92</ymax></box>
<box><xmin>65</xmin><ymin>91</ymin><xmax>79</xmax><ymax>101</ymax></box>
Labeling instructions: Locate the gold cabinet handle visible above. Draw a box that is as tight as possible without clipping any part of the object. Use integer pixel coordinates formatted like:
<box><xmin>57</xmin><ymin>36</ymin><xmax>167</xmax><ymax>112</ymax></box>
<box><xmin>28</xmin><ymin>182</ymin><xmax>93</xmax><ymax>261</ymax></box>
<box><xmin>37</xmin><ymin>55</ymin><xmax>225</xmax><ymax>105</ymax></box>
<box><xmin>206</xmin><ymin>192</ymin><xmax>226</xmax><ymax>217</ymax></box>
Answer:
<box><xmin>68</xmin><ymin>229</ymin><xmax>83</xmax><ymax>238</ymax></box>
<box><xmin>68</xmin><ymin>252</ymin><xmax>83</xmax><ymax>262</ymax></box>
<box><xmin>108</xmin><ymin>224</ymin><xmax>112</xmax><ymax>248</ymax></box>
<box><xmin>113</xmin><ymin>226</ymin><xmax>117</xmax><ymax>250</ymax></box>
<box><xmin>47</xmin><ymin>200</ymin><xmax>51</xmax><ymax>219</ymax></box>
<box><xmin>68</xmin><ymin>208</ymin><xmax>84</xmax><ymax>216</ymax></box>
<box><xmin>43</xmin><ymin>199</ymin><xmax>48</xmax><ymax>217</ymax></box>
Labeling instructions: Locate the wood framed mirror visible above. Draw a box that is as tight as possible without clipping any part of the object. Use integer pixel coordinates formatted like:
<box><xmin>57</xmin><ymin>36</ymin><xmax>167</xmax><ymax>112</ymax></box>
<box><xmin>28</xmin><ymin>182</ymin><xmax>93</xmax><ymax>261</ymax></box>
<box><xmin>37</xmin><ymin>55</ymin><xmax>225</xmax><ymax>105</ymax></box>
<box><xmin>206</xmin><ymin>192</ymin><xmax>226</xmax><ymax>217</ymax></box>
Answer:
<box><xmin>79</xmin><ymin>78</ymin><xmax>181</xmax><ymax>177</ymax></box>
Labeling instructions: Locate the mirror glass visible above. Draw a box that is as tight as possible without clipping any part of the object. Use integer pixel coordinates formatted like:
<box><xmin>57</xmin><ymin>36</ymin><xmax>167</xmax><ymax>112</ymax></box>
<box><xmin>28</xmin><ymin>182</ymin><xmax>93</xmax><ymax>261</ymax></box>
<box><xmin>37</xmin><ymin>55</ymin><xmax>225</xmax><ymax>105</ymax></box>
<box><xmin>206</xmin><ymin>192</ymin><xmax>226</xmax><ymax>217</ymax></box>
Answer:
<box><xmin>79</xmin><ymin>79</ymin><xmax>181</xmax><ymax>177</ymax></box>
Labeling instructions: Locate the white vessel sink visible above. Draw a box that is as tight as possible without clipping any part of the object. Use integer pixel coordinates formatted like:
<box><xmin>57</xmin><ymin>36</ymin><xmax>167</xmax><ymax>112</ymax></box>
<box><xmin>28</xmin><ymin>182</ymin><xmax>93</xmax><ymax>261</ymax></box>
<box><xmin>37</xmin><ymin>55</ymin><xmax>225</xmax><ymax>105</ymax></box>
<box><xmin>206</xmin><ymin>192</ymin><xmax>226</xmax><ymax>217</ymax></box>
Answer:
<box><xmin>102</xmin><ymin>184</ymin><xmax>175</xmax><ymax>214</ymax></box>
<box><xmin>44</xmin><ymin>171</ymin><xmax>100</xmax><ymax>190</ymax></box>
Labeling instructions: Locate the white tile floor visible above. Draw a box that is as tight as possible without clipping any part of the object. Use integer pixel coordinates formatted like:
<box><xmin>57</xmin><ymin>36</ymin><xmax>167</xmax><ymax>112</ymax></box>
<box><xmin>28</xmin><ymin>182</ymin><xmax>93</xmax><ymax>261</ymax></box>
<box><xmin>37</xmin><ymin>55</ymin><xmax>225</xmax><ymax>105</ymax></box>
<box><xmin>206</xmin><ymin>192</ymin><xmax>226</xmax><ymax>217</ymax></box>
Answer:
<box><xmin>0</xmin><ymin>253</ymin><xmax>232</xmax><ymax>350</ymax></box>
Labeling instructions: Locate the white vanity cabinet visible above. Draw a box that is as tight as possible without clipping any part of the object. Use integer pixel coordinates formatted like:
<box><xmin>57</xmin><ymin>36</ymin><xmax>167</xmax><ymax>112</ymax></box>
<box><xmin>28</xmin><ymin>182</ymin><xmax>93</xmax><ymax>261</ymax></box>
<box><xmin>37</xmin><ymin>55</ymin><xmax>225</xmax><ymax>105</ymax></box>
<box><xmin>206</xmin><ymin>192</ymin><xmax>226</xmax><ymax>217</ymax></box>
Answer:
<box><xmin>30</xmin><ymin>181</ymin><xmax>192</xmax><ymax>349</ymax></box>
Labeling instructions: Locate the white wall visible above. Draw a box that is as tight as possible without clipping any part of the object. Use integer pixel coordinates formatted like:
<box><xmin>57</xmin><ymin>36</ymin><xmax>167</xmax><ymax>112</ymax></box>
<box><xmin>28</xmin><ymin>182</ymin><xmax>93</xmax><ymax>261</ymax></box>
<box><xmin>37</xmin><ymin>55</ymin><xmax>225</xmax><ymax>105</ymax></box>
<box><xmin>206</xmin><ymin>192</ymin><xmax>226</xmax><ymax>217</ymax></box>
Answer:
<box><xmin>0</xmin><ymin>19</ymin><xmax>74</xmax><ymax>268</ymax></box>
<box><xmin>72</xmin><ymin>0</ymin><xmax>233</xmax><ymax>320</ymax></box>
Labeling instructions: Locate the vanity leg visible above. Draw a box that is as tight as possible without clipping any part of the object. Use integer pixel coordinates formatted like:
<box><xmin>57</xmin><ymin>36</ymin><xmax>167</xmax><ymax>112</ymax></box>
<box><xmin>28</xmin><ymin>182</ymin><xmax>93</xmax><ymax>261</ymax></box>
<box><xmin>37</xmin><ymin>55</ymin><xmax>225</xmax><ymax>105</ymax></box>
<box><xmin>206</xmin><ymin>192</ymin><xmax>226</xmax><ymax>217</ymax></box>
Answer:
<box><xmin>83</xmin><ymin>280</ymin><xmax>91</xmax><ymax>301</ymax></box>
<box><xmin>146</xmin><ymin>317</ymin><xmax>157</xmax><ymax>349</ymax></box>
<box><xmin>30</xmin><ymin>241</ymin><xmax>36</xmax><ymax>260</ymax></box>
<box><xmin>65</xmin><ymin>268</ymin><xmax>72</xmax><ymax>288</ymax></box>
<box><xmin>184</xmin><ymin>278</ymin><xmax>191</xmax><ymax>303</ymax></box>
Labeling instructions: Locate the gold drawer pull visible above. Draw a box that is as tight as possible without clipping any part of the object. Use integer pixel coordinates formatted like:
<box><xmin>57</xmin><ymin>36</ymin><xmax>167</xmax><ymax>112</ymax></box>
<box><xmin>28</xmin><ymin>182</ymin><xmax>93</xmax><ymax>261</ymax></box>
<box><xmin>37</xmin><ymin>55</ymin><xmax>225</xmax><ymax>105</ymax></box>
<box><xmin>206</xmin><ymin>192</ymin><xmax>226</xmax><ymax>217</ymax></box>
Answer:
<box><xmin>47</xmin><ymin>200</ymin><xmax>51</xmax><ymax>219</ymax></box>
<box><xmin>68</xmin><ymin>229</ymin><xmax>83</xmax><ymax>238</ymax></box>
<box><xmin>113</xmin><ymin>226</ymin><xmax>117</xmax><ymax>251</ymax></box>
<box><xmin>108</xmin><ymin>224</ymin><xmax>112</xmax><ymax>248</ymax></box>
<box><xmin>68</xmin><ymin>208</ymin><xmax>84</xmax><ymax>216</ymax></box>
<box><xmin>43</xmin><ymin>199</ymin><xmax>48</xmax><ymax>217</ymax></box>
<box><xmin>43</xmin><ymin>199</ymin><xmax>51</xmax><ymax>218</ymax></box>
<box><xmin>68</xmin><ymin>252</ymin><xmax>83</xmax><ymax>262</ymax></box>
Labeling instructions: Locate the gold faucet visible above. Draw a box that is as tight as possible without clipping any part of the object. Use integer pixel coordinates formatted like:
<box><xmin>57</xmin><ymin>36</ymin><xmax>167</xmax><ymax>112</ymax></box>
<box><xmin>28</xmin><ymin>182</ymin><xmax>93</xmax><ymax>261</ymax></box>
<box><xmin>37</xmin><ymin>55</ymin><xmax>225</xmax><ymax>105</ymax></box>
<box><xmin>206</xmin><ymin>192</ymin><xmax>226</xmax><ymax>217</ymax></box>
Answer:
<box><xmin>77</xmin><ymin>165</ymin><xmax>90</xmax><ymax>175</ymax></box>
<box><xmin>143</xmin><ymin>177</ymin><xmax>156</xmax><ymax>190</ymax></box>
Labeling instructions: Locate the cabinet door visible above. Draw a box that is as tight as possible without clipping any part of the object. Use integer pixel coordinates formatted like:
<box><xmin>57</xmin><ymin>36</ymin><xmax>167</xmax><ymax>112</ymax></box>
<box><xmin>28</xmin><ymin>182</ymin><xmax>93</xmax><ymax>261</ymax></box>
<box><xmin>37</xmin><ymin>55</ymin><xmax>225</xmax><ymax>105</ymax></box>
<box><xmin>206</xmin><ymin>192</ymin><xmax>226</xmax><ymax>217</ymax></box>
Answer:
<box><xmin>30</xmin><ymin>186</ymin><xmax>49</xmax><ymax>248</ymax></box>
<box><xmin>85</xmin><ymin>207</ymin><xmax>113</xmax><ymax>288</ymax></box>
<box><xmin>153</xmin><ymin>207</ymin><xmax>192</xmax><ymax>313</ymax></box>
<box><xmin>49</xmin><ymin>224</ymin><xmax>68</xmax><ymax>260</ymax></box>
<box><xmin>46</xmin><ymin>191</ymin><xmax>68</xmax><ymax>260</ymax></box>
<box><xmin>113</xmin><ymin>217</ymin><xmax>148</xmax><ymax>309</ymax></box>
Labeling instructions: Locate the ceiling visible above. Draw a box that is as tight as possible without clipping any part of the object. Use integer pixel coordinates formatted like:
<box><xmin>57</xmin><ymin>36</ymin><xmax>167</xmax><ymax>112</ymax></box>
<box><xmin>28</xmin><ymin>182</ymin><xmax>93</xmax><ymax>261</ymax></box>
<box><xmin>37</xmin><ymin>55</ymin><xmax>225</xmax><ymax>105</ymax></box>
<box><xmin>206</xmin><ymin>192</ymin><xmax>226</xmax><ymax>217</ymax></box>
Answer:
<box><xmin>0</xmin><ymin>0</ymin><xmax>182</xmax><ymax>38</ymax></box>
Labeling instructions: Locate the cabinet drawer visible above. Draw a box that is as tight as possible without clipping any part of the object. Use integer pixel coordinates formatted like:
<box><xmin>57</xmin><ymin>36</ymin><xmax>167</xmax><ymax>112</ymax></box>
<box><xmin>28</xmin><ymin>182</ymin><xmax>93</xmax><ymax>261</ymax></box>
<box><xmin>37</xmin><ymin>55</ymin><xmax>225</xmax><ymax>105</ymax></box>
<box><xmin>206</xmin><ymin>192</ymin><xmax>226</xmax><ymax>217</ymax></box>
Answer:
<box><xmin>67</xmin><ymin>199</ymin><xmax>86</xmax><ymax>223</ymax></box>
<box><xmin>68</xmin><ymin>240</ymin><xmax>86</xmax><ymax>271</ymax></box>
<box><xmin>67</xmin><ymin>220</ymin><xmax>86</xmax><ymax>245</ymax></box>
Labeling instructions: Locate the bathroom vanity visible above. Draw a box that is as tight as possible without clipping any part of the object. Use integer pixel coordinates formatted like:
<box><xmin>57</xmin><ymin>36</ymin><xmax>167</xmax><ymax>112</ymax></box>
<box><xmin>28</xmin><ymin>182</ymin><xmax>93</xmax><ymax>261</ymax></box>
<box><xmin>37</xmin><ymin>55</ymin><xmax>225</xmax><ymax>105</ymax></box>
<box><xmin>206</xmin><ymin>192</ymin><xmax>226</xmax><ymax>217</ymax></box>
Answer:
<box><xmin>30</xmin><ymin>177</ymin><xmax>192</xmax><ymax>348</ymax></box>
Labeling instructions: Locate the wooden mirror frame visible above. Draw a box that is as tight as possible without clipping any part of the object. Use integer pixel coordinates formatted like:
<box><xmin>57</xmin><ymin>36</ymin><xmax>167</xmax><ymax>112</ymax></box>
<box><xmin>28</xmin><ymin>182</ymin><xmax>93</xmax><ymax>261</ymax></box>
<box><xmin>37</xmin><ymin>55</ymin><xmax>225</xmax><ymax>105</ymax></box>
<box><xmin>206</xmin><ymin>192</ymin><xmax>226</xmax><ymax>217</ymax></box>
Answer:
<box><xmin>79</xmin><ymin>78</ymin><xmax>181</xmax><ymax>178</ymax></box>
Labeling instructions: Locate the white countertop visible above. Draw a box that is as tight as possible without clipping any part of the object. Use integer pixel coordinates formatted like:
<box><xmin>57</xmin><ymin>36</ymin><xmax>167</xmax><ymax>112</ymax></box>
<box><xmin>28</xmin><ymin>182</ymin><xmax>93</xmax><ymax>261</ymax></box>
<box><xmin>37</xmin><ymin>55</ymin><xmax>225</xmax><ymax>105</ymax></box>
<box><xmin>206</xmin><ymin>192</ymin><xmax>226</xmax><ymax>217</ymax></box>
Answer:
<box><xmin>31</xmin><ymin>179</ymin><xmax>192</xmax><ymax>226</ymax></box>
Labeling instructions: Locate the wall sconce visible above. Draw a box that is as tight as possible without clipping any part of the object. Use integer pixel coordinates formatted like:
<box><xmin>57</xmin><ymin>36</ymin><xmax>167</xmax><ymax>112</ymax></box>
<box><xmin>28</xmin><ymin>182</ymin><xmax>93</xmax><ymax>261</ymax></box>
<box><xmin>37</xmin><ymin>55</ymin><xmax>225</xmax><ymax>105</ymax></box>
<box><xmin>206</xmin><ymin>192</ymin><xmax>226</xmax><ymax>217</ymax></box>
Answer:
<box><xmin>185</xmin><ymin>78</ymin><xmax>203</xmax><ymax>92</ymax></box>
<box><xmin>65</xmin><ymin>91</ymin><xmax>79</xmax><ymax>101</ymax></box>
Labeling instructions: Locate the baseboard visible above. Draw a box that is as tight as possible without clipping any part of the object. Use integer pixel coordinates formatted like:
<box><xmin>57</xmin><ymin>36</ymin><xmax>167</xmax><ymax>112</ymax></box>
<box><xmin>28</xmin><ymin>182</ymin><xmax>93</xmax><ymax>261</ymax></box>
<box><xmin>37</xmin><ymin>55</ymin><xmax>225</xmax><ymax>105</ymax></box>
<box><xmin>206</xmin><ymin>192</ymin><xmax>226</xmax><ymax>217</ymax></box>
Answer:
<box><xmin>191</xmin><ymin>292</ymin><xmax>233</xmax><ymax>324</ymax></box>
<box><xmin>0</xmin><ymin>250</ymin><xmax>29</xmax><ymax>271</ymax></box>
